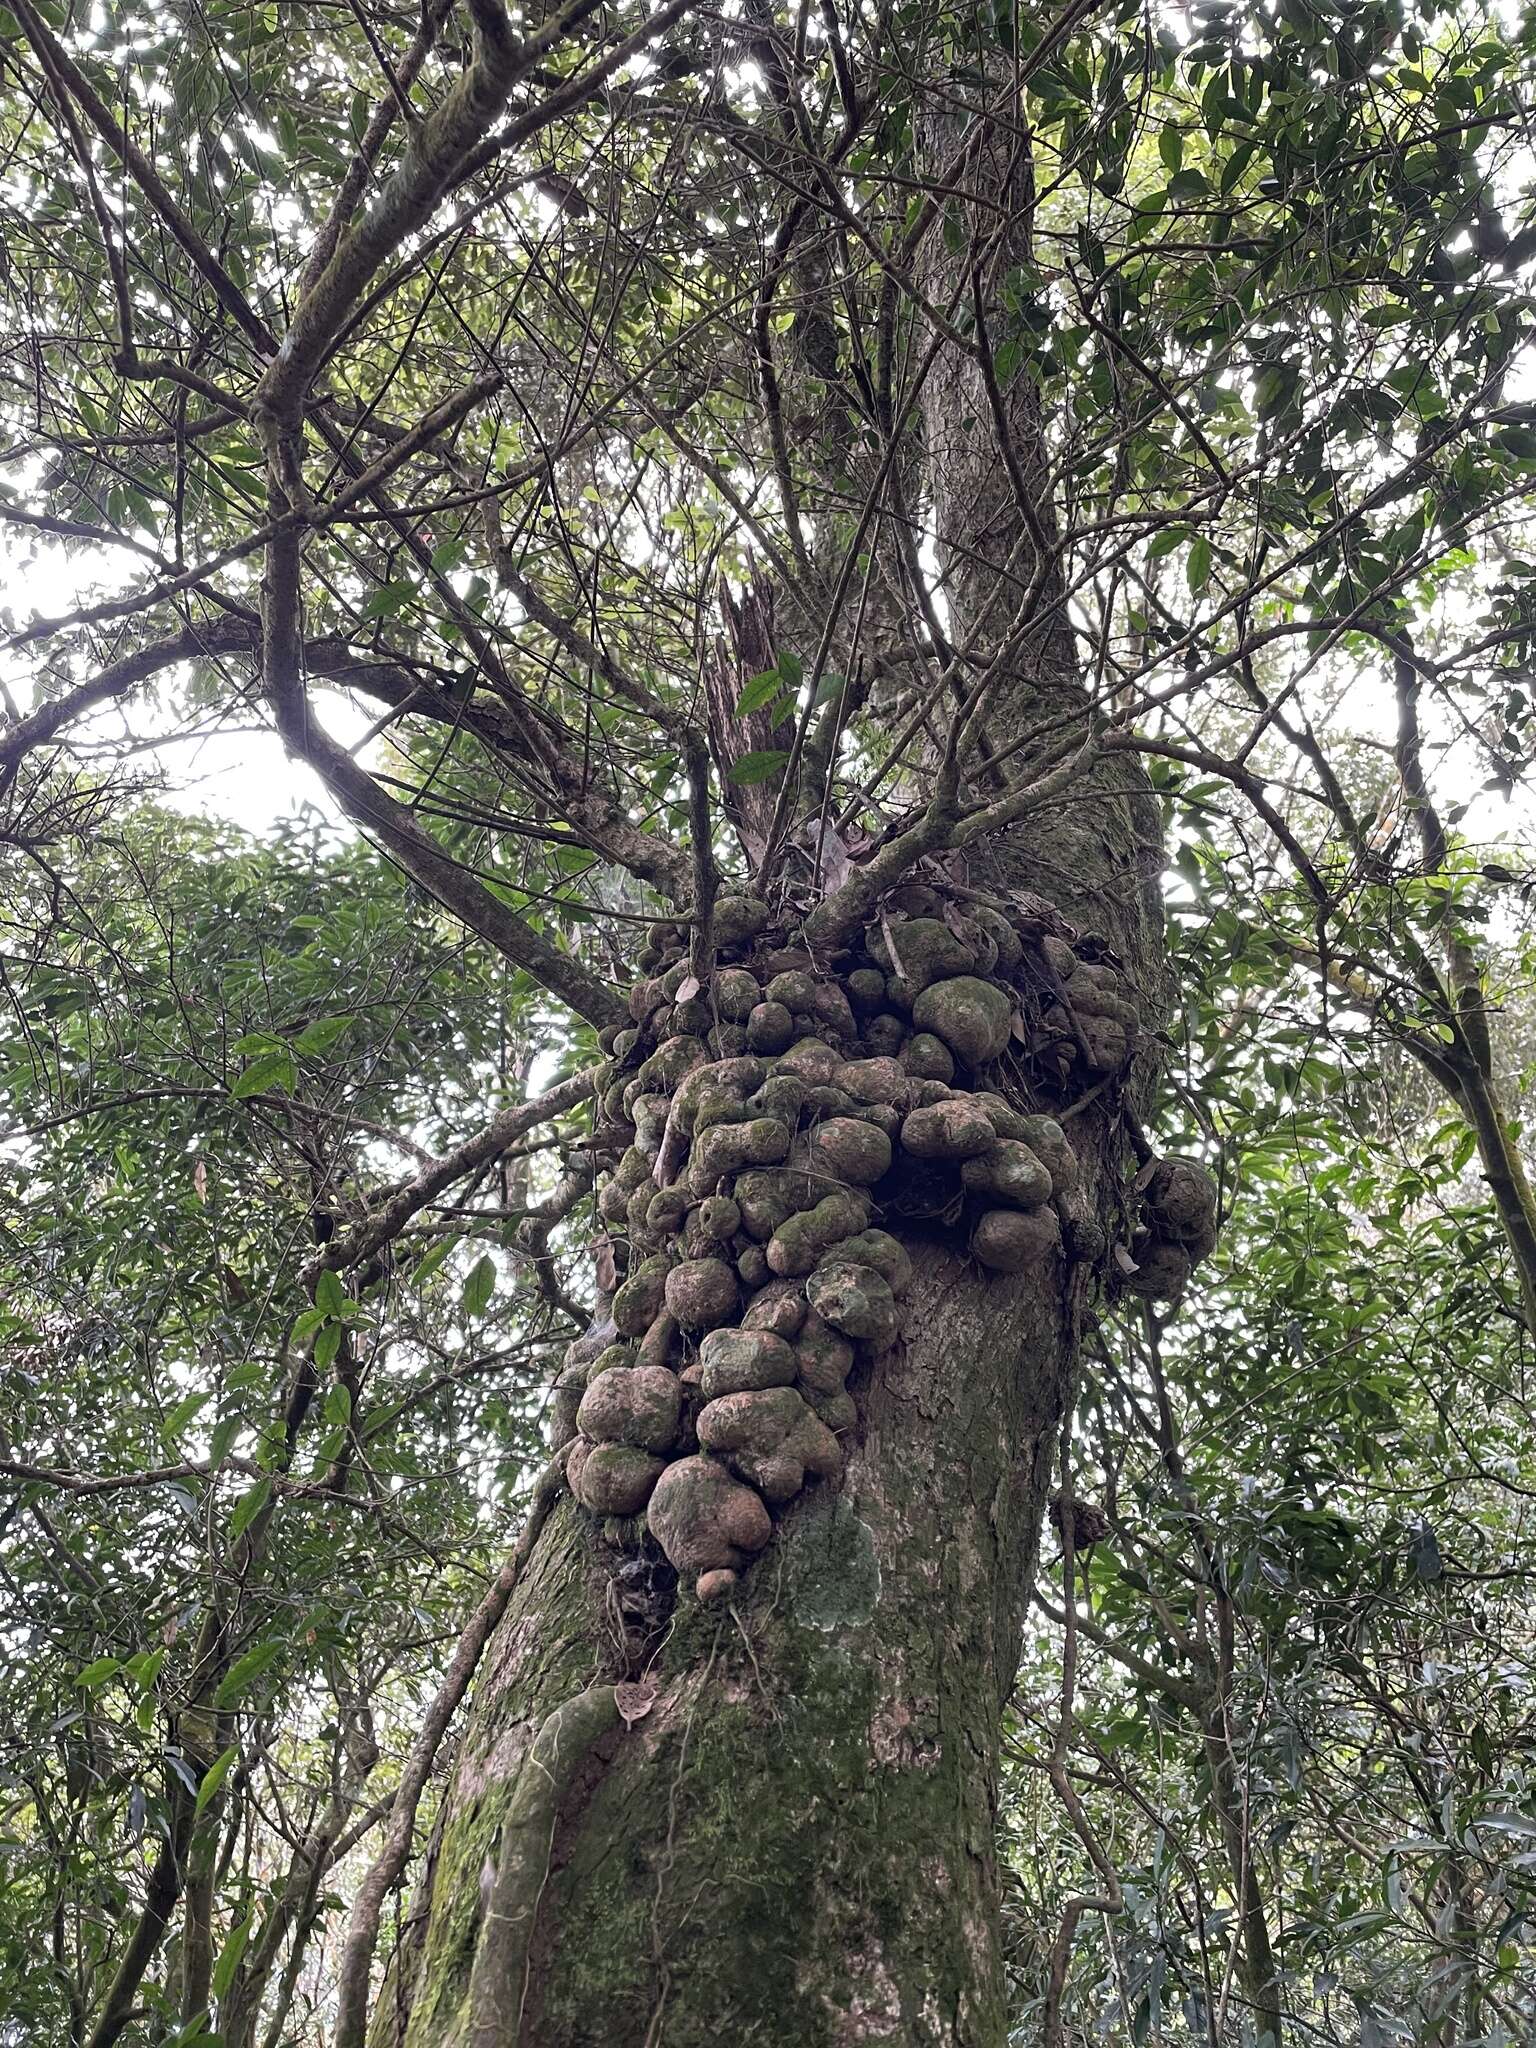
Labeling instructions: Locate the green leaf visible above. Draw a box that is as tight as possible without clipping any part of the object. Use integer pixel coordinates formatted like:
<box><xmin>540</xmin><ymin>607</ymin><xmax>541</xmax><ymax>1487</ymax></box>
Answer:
<box><xmin>74</xmin><ymin>1657</ymin><xmax>120</xmax><ymax>1690</ymax></box>
<box><xmin>212</xmin><ymin>1641</ymin><xmax>282</xmax><ymax>1711</ymax></box>
<box><xmin>228</xmin><ymin>1477</ymin><xmax>271</xmax><ymax>1543</ymax></box>
<box><xmin>162</xmin><ymin>1391</ymin><xmax>211</xmax><ymax>1440</ymax></box>
<box><xmin>1158</xmin><ymin>125</ymin><xmax>1184</xmax><ymax>173</ymax></box>
<box><xmin>314</xmin><ymin>1268</ymin><xmax>346</xmax><ymax>1318</ymax></box>
<box><xmin>126</xmin><ymin>1648</ymin><xmax>166</xmax><ymax>1694</ymax></box>
<box><xmin>727</xmin><ymin>750</ymin><xmax>789</xmax><ymax>786</ymax></box>
<box><xmin>461</xmin><ymin>1254</ymin><xmax>496</xmax><ymax>1317</ymax></box>
<box><xmin>734</xmin><ymin>669</ymin><xmax>781</xmax><ymax>716</ymax></box>
<box><xmin>231</xmin><ymin>1030</ymin><xmax>282</xmax><ymax>1056</ymax></box>
<box><xmin>1187</xmin><ymin>535</ymin><xmax>1213</xmax><ymax>593</ymax></box>
<box><xmin>313</xmin><ymin>1323</ymin><xmax>342</xmax><ymax>1371</ymax></box>
<box><xmin>232</xmin><ymin>1046</ymin><xmax>296</xmax><ymax>1099</ymax></box>
<box><xmin>194</xmin><ymin>1744</ymin><xmax>239</xmax><ymax>1818</ymax></box>
<box><xmin>1220</xmin><ymin>140</ymin><xmax>1257</xmax><ymax>194</ymax></box>
<box><xmin>413</xmin><ymin>1235</ymin><xmax>461</xmax><ymax>1287</ymax></box>
<box><xmin>363</xmin><ymin>579</ymin><xmax>415</xmax><ymax>618</ymax></box>
<box><xmin>212</xmin><ymin>1908</ymin><xmax>256</xmax><ymax>2000</ymax></box>
<box><xmin>294</xmin><ymin>1014</ymin><xmax>353</xmax><ymax>1056</ymax></box>
<box><xmin>310</xmin><ymin>1425</ymin><xmax>346</xmax><ymax>1468</ymax></box>
<box><xmin>1148</xmin><ymin>524</ymin><xmax>1189</xmax><ymax>559</ymax></box>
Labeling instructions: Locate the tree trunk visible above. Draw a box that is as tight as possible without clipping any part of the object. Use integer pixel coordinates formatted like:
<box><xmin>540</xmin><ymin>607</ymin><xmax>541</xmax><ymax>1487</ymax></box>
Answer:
<box><xmin>375</xmin><ymin>880</ymin><xmax>1173</xmax><ymax>2048</ymax></box>
<box><xmin>372</xmin><ymin>58</ymin><xmax>1173</xmax><ymax>2048</ymax></box>
<box><xmin>386</xmin><ymin>1225</ymin><xmax>1104</xmax><ymax>2047</ymax></box>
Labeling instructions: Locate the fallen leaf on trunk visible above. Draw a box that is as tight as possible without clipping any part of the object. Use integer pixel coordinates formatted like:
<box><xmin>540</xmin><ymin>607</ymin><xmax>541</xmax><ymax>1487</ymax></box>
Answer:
<box><xmin>615</xmin><ymin>1680</ymin><xmax>657</xmax><ymax>1726</ymax></box>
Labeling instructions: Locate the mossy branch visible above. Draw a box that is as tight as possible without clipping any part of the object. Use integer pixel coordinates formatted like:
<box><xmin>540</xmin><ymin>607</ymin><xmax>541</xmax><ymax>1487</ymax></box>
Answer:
<box><xmin>329</xmin><ymin>1460</ymin><xmax>568</xmax><ymax>2048</ymax></box>
<box><xmin>462</xmin><ymin>1685</ymin><xmax>623</xmax><ymax>2048</ymax></box>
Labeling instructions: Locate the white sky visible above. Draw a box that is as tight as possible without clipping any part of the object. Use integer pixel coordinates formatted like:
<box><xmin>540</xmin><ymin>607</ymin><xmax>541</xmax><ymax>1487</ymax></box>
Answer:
<box><xmin>124</xmin><ymin>707</ymin><xmax>365</xmax><ymax>835</ymax></box>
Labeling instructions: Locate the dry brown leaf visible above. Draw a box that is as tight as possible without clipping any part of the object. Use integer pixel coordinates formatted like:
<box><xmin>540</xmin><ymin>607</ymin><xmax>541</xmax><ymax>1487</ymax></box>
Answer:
<box><xmin>614</xmin><ymin>1679</ymin><xmax>657</xmax><ymax>1726</ymax></box>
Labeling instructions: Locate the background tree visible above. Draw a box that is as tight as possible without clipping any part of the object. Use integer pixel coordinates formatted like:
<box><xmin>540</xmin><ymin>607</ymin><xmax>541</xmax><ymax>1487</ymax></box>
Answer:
<box><xmin>3</xmin><ymin>0</ymin><xmax>1536</xmax><ymax>2045</ymax></box>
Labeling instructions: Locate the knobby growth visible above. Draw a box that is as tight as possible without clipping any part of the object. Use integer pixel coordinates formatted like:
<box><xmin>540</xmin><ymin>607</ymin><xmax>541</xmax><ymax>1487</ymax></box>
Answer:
<box><xmin>561</xmin><ymin>881</ymin><xmax>1215</xmax><ymax>1598</ymax></box>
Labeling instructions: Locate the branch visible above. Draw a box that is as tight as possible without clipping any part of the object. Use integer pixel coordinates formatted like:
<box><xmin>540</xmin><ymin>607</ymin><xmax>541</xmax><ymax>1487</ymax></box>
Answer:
<box><xmin>329</xmin><ymin>1457</ymin><xmax>569</xmax><ymax>2048</ymax></box>
<box><xmin>306</xmin><ymin>417</ymin><xmax>692</xmax><ymax>905</ymax></box>
<box><xmin>1033</xmin><ymin>1594</ymin><xmax>1205</xmax><ymax>1713</ymax></box>
<box><xmin>797</xmin><ymin>793</ymin><xmax>960</xmax><ymax>955</ymax></box>
<box><xmin>0</xmin><ymin>1456</ymin><xmax>213</xmax><ymax>1497</ymax></box>
<box><xmin>0</xmin><ymin>618</ymin><xmax>254</xmax><ymax>773</ymax></box>
<box><xmin>298</xmin><ymin>0</ymin><xmax>458</xmax><ymax>295</ymax></box>
<box><xmin>262</xmin><ymin>529</ymin><xmax>624</xmax><ymax>1029</ymax></box>
<box><xmin>285</xmin><ymin>697</ymin><xmax>626</xmax><ymax>1030</ymax></box>
<box><xmin>684</xmin><ymin>728</ymin><xmax>718</xmax><ymax>982</ymax></box>
<box><xmin>10</xmin><ymin>0</ymin><xmax>274</xmax><ymax>356</ymax></box>
<box><xmin>84</xmin><ymin>1784</ymin><xmax>194</xmax><ymax>2048</ymax></box>
<box><xmin>308</xmin><ymin>1065</ymin><xmax>601</xmax><ymax>1284</ymax></box>
<box><xmin>1102</xmin><ymin>729</ymin><xmax>1332</xmax><ymax>913</ymax></box>
<box><xmin>262</xmin><ymin>0</ymin><xmax>694</xmax><ymax>412</ymax></box>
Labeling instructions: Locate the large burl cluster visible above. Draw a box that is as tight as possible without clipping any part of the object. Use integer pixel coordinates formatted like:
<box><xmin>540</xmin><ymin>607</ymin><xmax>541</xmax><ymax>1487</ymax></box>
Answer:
<box><xmin>1121</xmin><ymin>1157</ymin><xmax>1221</xmax><ymax>1302</ymax></box>
<box><xmin>547</xmin><ymin>882</ymin><xmax>1211</xmax><ymax>1601</ymax></box>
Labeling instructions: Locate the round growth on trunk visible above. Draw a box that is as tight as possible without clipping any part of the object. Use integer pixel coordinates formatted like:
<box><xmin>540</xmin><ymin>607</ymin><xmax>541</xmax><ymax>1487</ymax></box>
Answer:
<box><xmin>556</xmin><ymin>882</ymin><xmax>1195</xmax><ymax>1604</ymax></box>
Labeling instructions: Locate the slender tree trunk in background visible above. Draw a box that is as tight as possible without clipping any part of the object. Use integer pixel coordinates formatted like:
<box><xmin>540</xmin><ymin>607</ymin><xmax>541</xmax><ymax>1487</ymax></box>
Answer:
<box><xmin>374</xmin><ymin>62</ymin><xmax>1168</xmax><ymax>2048</ymax></box>
<box><xmin>178</xmin><ymin>1857</ymin><xmax>214</xmax><ymax>2025</ymax></box>
<box><xmin>1204</xmin><ymin>1710</ymin><xmax>1284</xmax><ymax>2048</ymax></box>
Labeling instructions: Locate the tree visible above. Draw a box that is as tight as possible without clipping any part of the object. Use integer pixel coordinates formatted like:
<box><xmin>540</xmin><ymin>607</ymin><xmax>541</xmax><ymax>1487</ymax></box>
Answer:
<box><xmin>1007</xmin><ymin>846</ymin><xmax>1536</xmax><ymax>2047</ymax></box>
<box><xmin>3</xmin><ymin>0</ymin><xmax>1536</xmax><ymax>2044</ymax></box>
